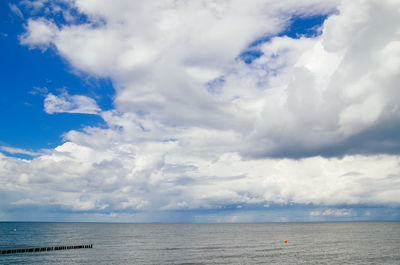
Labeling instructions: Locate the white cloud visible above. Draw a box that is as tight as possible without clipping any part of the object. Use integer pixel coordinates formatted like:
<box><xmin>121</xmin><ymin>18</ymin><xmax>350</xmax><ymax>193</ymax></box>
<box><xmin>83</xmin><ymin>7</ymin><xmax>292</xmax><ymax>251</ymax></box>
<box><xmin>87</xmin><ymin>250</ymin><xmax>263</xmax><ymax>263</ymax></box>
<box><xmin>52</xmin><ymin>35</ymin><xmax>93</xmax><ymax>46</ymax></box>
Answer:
<box><xmin>20</xmin><ymin>18</ymin><xmax>57</xmax><ymax>48</ymax></box>
<box><xmin>11</xmin><ymin>198</ymin><xmax>35</xmax><ymax>206</ymax></box>
<box><xmin>0</xmin><ymin>146</ymin><xmax>41</xmax><ymax>156</ymax></box>
<box><xmin>9</xmin><ymin>3</ymin><xmax>24</xmax><ymax>19</ymax></box>
<box><xmin>310</xmin><ymin>209</ymin><xmax>354</xmax><ymax>217</ymax></box>
<box><xmin>44</xmin><ymin>92</ymin><xmax>100</xmax><ymax>114</ymax></box>
<box><xmin>3</xmin><ymin>0</ymin><xmax>400</xmax><ymax>218</ymax></box>
<box><xmin>20</xmin><ymin>0</ymin><xmax>48</xmax><ymax>13</ymax></box>
<box><xmin>1</xmin><ymin>142</ymin><xmax>400</xmax><ymax>213</ymax></box>
<box><xmin>29</xmin><ymin>86</ymin><xmax>48</xmax><ymax>95</ymax></box>
<box><xmin>239</xmin><ymin>0</ymin><xmax>400</xmax><ymax>157</ymax></box>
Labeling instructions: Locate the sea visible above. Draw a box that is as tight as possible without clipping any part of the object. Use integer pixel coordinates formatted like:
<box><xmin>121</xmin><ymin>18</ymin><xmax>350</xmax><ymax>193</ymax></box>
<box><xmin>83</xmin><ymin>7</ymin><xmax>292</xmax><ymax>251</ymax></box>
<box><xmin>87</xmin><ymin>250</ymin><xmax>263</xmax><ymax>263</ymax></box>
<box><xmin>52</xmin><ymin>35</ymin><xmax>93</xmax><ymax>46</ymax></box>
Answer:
<box><xmin>1</xmin><ymin>222</ymin><xmax>399</xmax><ymax>264</ymax></box>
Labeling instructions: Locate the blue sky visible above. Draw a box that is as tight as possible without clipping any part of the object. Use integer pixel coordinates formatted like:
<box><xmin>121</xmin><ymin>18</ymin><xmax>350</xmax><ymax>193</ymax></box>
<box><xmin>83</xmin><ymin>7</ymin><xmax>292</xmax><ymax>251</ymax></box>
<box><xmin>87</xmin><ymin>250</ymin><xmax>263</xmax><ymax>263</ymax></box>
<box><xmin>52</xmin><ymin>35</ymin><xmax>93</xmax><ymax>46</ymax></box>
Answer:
<box><xmin>1</xmin><ymin>0</ymin><xmax>400</xmax><ymax>222</ymax></box>
<box><xmin>0</xmin><ymin>1</ymin><xmax>113</xmax><ymax>155</ymax></box>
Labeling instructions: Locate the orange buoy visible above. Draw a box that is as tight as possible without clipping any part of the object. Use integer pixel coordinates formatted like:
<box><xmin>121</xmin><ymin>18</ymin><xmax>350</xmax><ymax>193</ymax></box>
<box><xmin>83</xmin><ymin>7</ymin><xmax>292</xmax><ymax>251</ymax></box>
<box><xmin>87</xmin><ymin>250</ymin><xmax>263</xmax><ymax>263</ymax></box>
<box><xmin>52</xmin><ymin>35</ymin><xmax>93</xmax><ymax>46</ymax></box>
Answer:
<box><xmin>284</xmin><ymin>239</ymin><xmax>288</xmax><ymax>244</ymax></box>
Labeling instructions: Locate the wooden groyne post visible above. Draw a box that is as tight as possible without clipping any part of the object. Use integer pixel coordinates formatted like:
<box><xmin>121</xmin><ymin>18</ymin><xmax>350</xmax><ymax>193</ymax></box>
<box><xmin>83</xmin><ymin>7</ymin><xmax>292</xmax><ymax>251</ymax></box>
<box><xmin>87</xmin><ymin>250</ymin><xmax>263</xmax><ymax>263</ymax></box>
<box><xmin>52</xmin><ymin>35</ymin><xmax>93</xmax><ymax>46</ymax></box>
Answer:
<box><xmin>1</xmin><ymin>244</ymin><xmax>93</xmax><ymax>255</ymax></box>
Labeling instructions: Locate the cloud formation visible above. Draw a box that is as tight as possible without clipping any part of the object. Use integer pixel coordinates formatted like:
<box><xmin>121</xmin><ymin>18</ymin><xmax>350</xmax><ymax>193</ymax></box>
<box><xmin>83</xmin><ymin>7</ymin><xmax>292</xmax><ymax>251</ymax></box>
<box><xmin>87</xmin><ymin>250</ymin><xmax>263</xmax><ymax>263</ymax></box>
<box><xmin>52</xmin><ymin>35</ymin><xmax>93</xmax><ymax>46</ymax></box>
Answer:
<box><xmin>9</xmin><ymin>3</ymin><xmax>24</xmax><ymax>19</ymax></box>
<box><xmin>44</xmin><ymin>92</ymin><xmax>100</xmax><ymax>114</ymax></box>
<box><xmin>1</xmin><ymin>0</ymin><xmax>399</xmax><ymax>220</ymax></box>
<box><xmin>310</xmin><ymin>209</ymin><xmax>354</xmax><ymax>217</ymax></box>
<box><xmin>19</xmin><ymin>0</ymin><xmax>400</xmax><ymax>158</ymax></box>
<box><xmin>1</xmin><ymin>150</ymin><xmax>399</xmax><ymax>214</ymax></box>
<box><xmin>0</xmin><ymin>146</ymin><xmax>40</xmax><ymax>156</ymax></box>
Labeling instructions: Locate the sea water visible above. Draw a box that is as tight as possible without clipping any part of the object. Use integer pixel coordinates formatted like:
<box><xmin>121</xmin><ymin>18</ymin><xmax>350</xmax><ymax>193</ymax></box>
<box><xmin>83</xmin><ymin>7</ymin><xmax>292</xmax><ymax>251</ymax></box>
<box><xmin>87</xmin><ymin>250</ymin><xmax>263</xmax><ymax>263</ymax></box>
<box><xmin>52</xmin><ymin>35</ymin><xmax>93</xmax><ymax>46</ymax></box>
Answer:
<box><xmin>1</xmin><ymin>222</ymin><xmax>399</xmax><ymax>264</ymax></box>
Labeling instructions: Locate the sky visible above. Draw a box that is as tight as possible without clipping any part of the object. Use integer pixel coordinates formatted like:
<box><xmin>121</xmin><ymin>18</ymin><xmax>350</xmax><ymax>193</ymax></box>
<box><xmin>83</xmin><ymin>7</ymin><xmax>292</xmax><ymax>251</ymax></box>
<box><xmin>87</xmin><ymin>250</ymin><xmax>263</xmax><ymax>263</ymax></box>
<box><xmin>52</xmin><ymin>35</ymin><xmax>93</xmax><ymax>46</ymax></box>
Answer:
<box><xmin>0</xmin><ymin>0</ymin><xmax>399</xmax><ymax>223</ymax></box>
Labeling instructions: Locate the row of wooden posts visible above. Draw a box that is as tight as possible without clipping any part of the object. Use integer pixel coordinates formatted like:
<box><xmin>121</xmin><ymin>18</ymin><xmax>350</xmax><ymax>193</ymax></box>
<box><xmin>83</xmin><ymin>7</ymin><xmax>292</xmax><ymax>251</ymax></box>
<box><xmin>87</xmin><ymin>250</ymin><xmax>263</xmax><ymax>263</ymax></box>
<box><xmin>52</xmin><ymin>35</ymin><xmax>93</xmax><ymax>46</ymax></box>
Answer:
<box><xmin>1</xmin><ymin>244</ymin><xmax>92</xmax><ymax>255</ymax></box>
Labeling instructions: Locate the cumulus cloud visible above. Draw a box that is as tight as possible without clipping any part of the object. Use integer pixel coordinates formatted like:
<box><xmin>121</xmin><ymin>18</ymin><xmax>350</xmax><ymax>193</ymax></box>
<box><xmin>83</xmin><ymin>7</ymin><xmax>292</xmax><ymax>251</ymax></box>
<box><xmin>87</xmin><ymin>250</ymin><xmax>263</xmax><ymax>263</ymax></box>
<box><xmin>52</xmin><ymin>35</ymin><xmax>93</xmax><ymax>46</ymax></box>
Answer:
<box><xmin>1</xmin><ymin>0</ymin><xmax>400</xmax><ymax>219</ymax></box>
<box><xmin>0</xmin><ymin>148</ymin><xmax>399</xmax><ymax>214</ymax></box>
<box><xmin>237</xmin><ymin>0</ymin><xmax>400</xmax><ymax>157</ymax></box>
<box><xmin>44</xmin><ymin>92</ymin><xmax>100</xmax><ymax>114</ymax></box>
<box><xmin>20</xmin><ymin>18</ymin><xmax>58</xmax><ymax>48</ymax></box>
<box><xmin>19</xmin><ymin>0</ymin><xmax>400</xmax><ymax>158</ymax></box>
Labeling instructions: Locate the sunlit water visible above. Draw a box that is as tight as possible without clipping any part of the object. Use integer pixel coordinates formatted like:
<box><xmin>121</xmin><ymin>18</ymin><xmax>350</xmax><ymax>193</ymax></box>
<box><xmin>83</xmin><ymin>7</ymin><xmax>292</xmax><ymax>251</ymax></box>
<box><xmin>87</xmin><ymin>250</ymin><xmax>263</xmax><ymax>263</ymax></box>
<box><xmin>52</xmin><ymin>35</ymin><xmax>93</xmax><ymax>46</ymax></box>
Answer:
<box><xmin>1</xmin><ymin>222</ymin><xmax>399</xmax><ymax>264</ymax></box>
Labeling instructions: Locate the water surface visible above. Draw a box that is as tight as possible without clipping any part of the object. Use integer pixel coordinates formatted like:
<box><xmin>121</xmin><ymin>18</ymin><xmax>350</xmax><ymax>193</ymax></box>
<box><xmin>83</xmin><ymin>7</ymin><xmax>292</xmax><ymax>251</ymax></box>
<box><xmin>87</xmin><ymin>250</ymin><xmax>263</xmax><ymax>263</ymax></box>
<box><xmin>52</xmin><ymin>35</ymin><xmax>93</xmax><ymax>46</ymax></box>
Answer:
<box><xmin>1</xmin><ymin>222</ymin><xmax>399</xmax><ymax>264</ymax></box>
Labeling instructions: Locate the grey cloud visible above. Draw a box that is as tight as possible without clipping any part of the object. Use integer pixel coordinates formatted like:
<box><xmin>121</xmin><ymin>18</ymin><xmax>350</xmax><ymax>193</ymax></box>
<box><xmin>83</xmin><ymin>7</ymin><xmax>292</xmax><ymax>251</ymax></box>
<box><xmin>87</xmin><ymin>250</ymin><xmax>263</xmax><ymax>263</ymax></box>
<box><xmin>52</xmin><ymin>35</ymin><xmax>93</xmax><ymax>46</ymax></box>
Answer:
<box><xmin>234</xmin><ymin>0</ymin><xmax>400</xmax><ymax>158</ymax></box>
